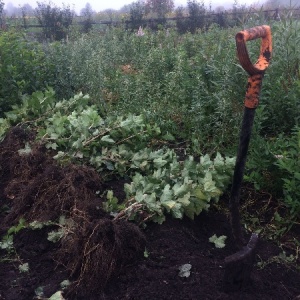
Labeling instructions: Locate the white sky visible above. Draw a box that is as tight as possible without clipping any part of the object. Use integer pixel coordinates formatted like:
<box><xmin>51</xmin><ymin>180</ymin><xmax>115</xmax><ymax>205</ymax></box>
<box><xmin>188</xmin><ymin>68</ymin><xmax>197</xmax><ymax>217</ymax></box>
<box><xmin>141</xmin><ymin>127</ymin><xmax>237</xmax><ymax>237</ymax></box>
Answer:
<box><xmin>6</xmin><ymin>0</ymin><xmax>260</xmax><ymax>14</ymax></box>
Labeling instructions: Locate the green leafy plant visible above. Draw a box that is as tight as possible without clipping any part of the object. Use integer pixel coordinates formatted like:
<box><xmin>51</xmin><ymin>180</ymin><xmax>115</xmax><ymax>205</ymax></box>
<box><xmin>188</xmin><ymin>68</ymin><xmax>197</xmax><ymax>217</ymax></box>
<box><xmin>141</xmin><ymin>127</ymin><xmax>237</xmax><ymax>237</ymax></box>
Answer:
<box><xmin>1</xmin><ymin>90</ymin><xmax>235</xmax><ymax>225</ymax></box>
<box><xmin>120</xmin><ymin>152</ymin><xmax>235</xmax><ymax>224</ymax></box>
<box><xmin>0</xmin><ymin>31</ymin><xmax>49</xmax><ymax>116</ymax></box>
<box><xmin>0</xmin><ymin>218</ymin><xmax>27</xmax><ymax>254</ymax></box>
<box><xmin>275</xmin><ymin>127</ymin><xmax>300</xmax><ymax>220</ymax></box>
<box><xmin>19</xmin><ymin>262</ymin><xmax>30</xmax><ymax>273</ymax></box>
<box><xmin>0</xmin><ymin>235</ymin><xmax>14</xmax><ymax>253</ymax></box>
<box><xmin>47</xmin><ymin>216</ymin><xmax>75</xmax><ymax>243</ymax></box>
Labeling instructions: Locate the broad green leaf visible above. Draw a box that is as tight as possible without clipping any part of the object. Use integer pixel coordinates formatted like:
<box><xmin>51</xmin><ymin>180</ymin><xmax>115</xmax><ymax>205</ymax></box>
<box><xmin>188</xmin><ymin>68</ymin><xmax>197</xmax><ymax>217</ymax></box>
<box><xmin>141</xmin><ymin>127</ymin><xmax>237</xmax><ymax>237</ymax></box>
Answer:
<box><xmin>173</xmin><ymin>182</ymin><xmax>189</xmax><ymax>197</ymax></box>
<box><xmin>101</xmin><ymin>135</ymin><xmax>115</xmax><ymax>144</ymax></box>
<box><xmin>140</xmin><ymin>160</ymin><xmax>148</xmax><ymax>169</ymax></box>
<box><xmin>209</xmin><ymin>234</ymin><xmax>227</xmax><ymax>248</ymax></box>
<box><xmin>46</xmin><ymin>142</ymin><xmax>58</xmax><ymax>150</ymax></box>
<box><xmin>184</xmin><ymin>197</ymin><xmax>208</xmax><ymax>220</ymax></box>
<box><xmin>107</xmin><ymin>190</ymin><xmax>114</xmax><ymax>200</ymax></box>
<box><xmin>213</xmin><ymin>152</ymin><xmax>224</xmax><ymax>167</ymax></box>
<box><xmin>177</xmin><ymin>192</ymin><xmax>191</xmax><ymax>206</ymax></box>
<box><xmin>153</xmin><ymin>157</ymin><xmax>168</xmax><ymax>168</ymax></box>
<box><xmin>171</xmin><ymin>203</ymin><xmax>183</xmax><ymax>219</ymax></box>
<box><xmin>160</xmin><ymin>184</ymin><xmax>173</xmax><ymax>203</ymax></box>
<box><xmin>72</xmin><ymin>139</ymin><xmax>82</xmax><ymax>149</ymax></box>
<box><xmin>151</xmin><ymin>214</ymin><xmax>166</xmax><ymax>224</ymax></box>
<box><xmin>49</xmin><ymin>291</ymin><xmax>65</xmax><ymax>300</ymax></box>
<box><xmin>200</xmin><ymin>154</ymin><xmax>212</xmax><ymax>167</ymax></box>
<box><xmin>161</xmin><ymin>200</ymin><xmax>176</xmax><ymax>210</ymax></box>
<box><xmin>192</xmin><ymin>187</ymin><xmax>207</xmax><ymax>200</ymax></box>
<box><xmin>162</xmin><ymin>132</ymin><xmax>175</xmax><ymax>141</ymax></box>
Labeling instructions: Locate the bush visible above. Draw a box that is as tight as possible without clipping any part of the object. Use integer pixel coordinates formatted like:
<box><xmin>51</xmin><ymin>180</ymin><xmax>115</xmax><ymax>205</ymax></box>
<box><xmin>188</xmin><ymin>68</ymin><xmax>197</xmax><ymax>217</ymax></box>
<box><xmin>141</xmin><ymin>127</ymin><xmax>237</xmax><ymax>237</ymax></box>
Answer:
<box><xmin>0</xmin><ymin>31</ymin><xmax>48</xmax><ymax>116</ymax></box>
<box><xmin>275</xmin><ymin>127</ymin><xmax>300</xmax><ymax>219</ymax></box>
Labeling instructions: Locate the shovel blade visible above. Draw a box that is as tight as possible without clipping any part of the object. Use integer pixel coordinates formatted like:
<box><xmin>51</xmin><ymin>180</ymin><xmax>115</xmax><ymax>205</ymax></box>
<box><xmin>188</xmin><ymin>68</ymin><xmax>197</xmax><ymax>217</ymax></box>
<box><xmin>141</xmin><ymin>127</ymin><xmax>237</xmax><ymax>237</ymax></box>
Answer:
<box><xmin>223</xmin><ymin>233</ymin><xmax>259</xmax><ymax>292</ymax></box>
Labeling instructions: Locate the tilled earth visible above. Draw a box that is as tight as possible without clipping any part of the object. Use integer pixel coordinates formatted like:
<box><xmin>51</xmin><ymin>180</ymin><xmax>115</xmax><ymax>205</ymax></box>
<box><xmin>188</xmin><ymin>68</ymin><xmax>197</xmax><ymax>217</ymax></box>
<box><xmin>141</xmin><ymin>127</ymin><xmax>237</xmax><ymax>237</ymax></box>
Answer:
<box><xmin>1</xmin><ymin>127</ymin><xmax>300</xmax><ymax>300</ymax></box>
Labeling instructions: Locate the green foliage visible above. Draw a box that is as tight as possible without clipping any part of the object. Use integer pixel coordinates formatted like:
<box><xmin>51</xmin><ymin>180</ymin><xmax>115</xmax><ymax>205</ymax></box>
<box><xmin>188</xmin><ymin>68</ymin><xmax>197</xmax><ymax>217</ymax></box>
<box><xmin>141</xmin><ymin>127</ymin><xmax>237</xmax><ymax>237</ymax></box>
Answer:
<box><xmin>0</xmin><ymin>31</ymin><xmax>48</xmax><ymax>116</ymax></box>
<box><xmin>47</xmin><ymin>216</ymin><xmax>74</xmax><ymax>243</ymax></box>
<box><xmin>122</xmin><ymin>152</ymin><xmax>235</xmax><ymax>223</ymax></box>
<box><xmin>36</xmin><ymin>26</ymin><xmax>244</xmax><ymax>151</ymax></box>
<box><xmin>103</xmin><ymin>190</ymin><xmax>124</xmax><ymax>215</ymax></box>
<box><xmin>261</xmin><ymin>19</ymin><xmax>300</xmax><ymax>134</ymax></box>
<box><xmin>0</xmin><ymin>218</ymin><xmax>27</xmax><ymax>254</ymax></box>
<box><xmin>246</xmin><ymin>125</ymin><xmax>300</xmax><ymax>225</ymax></box>
<box><xmin>7</xmin><ymin>218</ymin><xmax>27</xmax><ymax>235</ymax></box>
<box><xmin>0</xmin><ymin>87</ymin><xmax>57</xmax><ymax>141</ymax></box>
<box><xmin>0</xmin><ymin>235</ymin><xmax>14</xmax><ymax>253</ymax></box>
<box><xmin>274</xmin><ymin>127</ymin><xmax>300</xmax><ymax>218</ymax></box>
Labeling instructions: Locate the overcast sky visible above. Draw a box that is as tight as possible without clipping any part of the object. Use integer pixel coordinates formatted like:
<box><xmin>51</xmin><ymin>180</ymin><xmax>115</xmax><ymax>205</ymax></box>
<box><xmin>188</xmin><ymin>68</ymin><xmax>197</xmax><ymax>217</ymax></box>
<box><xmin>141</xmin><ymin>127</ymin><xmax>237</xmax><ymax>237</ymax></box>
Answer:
<box><xmin>5</xmin><ymin>0</ymin><xmax>261</xmax><ymax>14</ymax></box>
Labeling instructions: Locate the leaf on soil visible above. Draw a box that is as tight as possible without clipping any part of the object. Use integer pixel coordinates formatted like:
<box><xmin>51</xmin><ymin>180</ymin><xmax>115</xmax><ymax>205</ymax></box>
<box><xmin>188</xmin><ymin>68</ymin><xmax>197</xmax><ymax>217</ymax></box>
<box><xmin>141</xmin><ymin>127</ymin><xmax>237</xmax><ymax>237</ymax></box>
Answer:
<box><xmin>18</xmin><ymin>143</ymin><xmax>32</xmax><ymax>156</ymax></box>
<box><xmin>209</xmin><ymin>234</ymin><xmax>227</xmax><ymax>248</ymax></box>
<box><xmin>178</xmin><ymin>263</ymin><xmax>192</xmax><ymax>277</ymax></box>
<box><xmin>19</xmin><ymin>263</ymin><xmax>29</xmax><ymax>273</ymax></box>
<box><xmin>49</xmin><ymin>291</ymin><xmax>65</xmax><ymax>300</ymax></box>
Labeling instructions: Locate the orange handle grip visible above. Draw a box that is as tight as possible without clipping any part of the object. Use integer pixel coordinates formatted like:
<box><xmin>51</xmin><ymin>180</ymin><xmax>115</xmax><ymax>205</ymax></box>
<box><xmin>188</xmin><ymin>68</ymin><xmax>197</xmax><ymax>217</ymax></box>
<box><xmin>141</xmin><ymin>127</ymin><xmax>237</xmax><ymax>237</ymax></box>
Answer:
<box><xmin>236</xmin><ymin>25</ymin><xmax>272</xmax><ymax>76</ymax></box>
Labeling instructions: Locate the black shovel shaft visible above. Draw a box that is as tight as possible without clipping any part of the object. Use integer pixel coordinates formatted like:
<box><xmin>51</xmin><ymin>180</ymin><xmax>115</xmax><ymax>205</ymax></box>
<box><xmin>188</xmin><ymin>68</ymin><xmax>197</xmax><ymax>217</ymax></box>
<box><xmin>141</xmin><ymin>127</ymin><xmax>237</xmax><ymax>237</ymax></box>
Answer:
<box><xmin>230</xmin><ymin>107</ymin><xmax>256</xmax><ymax>248</ymax></box>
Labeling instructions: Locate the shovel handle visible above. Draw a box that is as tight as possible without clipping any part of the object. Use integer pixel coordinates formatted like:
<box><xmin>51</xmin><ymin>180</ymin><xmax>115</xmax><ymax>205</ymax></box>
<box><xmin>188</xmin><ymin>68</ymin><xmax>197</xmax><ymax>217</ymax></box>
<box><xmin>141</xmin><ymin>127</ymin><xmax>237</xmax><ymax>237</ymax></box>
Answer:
<box><xmin>236</xmin><ymin>25</ymin><xmax>272</xmax><ymax>76</ymax></box>
<box><xmin>236</xmin><ymin>25</ymin><xmax>272</xmax><ymax>108</ymax></box>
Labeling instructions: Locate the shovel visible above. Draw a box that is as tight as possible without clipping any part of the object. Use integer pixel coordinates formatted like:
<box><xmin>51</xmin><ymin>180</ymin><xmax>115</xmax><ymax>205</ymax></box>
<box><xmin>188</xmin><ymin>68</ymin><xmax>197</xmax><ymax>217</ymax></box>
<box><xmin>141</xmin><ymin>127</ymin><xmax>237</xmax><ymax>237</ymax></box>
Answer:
<box><xmin>223</xmin><ymin>25</ymin><xmax>272</xmax><ymax>292</ymax></box>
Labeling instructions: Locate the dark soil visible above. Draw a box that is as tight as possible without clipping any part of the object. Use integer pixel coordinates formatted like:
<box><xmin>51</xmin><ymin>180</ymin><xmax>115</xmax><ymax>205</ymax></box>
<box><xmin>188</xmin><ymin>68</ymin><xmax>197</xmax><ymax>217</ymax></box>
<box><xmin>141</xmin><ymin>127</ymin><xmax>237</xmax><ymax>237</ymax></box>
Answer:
<box><xmin>1</xmin><ymin>127</ymin><xmax>300</xmax><ymax>300</ymax></box>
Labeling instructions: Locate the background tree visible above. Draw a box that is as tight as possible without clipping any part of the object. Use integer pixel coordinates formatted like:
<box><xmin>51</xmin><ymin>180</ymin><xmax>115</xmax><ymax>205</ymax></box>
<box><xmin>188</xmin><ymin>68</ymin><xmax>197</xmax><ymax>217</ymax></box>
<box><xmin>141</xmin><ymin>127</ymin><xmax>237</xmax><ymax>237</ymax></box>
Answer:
<box><xmin>128</xmin><ymin>1</ymin><xmax>145</xmax><ymax>30</ymax></box>
<box><xmin>175</xmin><ymin>6</ymin><xmax>188</xmax><ymax>33</ymax></box>
<box><xmin>20</xmin><ymin>4</ymin><xmax>34</xmax><ymax>28</ymax></box>
<box><xmin>0</xmin><ymin>0</ymin><xmax>4</xmax><ymax>28</ymax></box>
<box><xmin>35</xmin><ymin>1</ymin><xmax>74</xmax><ymax>41</ymax></box>
<box><xmin>80</xmin><ymin>2</ymin><xmax>94</xmax><ymax>16</ymax></box>
<box><xmin>103</xmin><ymin>8</ymin><xmax>116</xmax><ymax>23</ymax></box>
<box><xmin>187</xmin><ymin>0</ymin><xmax>206</xmax><ymax>33</ymax></box>
<box><xmin>80</xmin><ymin>2</ymin><xmax>94</xmax><ymax>33</ymax></box>
<box><xmin>145</xmin><ymin>0</ymin><xmax>174</xmax><ymax>19</ymax></box>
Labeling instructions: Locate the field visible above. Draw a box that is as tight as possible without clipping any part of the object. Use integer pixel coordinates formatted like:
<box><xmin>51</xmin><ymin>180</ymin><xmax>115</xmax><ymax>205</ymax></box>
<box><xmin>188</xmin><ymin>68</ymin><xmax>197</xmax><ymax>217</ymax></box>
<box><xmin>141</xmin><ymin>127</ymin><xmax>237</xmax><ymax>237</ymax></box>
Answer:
<box><xmin>0</xmin><ymin>18</ymin><xmax>300</xmax><ymax>299</ymax></box>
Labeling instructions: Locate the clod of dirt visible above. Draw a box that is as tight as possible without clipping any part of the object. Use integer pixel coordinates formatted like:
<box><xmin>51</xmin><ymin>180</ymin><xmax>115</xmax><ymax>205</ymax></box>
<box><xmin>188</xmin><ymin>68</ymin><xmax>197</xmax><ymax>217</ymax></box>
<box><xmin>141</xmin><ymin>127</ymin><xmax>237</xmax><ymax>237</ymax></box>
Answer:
<box><xmin>59</xmin><ymin>218</ymin><xmax>146</xmax><ymax>298</ymax></box>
